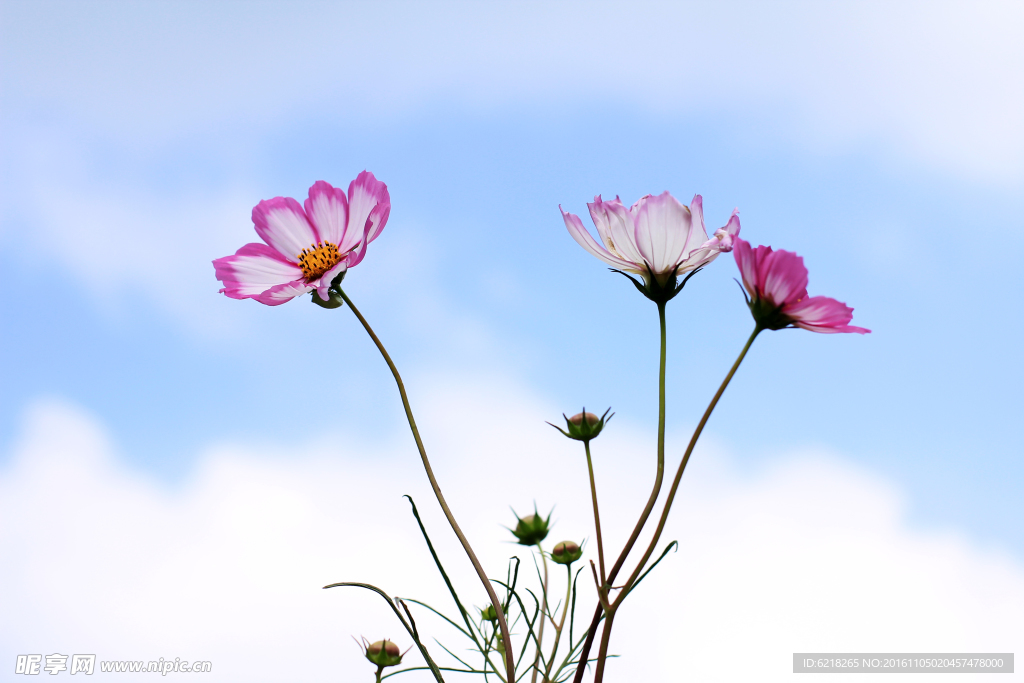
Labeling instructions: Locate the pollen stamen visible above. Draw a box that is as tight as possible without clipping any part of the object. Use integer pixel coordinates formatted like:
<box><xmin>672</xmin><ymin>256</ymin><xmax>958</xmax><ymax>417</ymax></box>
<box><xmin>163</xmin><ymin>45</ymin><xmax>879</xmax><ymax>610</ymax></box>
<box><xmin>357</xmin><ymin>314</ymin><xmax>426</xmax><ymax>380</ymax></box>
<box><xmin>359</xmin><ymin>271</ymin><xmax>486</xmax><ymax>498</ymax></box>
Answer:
<box><xmin>297</xmin><ymin>241</ymin><xmax>342</xmax><ymax>280</ymax></box>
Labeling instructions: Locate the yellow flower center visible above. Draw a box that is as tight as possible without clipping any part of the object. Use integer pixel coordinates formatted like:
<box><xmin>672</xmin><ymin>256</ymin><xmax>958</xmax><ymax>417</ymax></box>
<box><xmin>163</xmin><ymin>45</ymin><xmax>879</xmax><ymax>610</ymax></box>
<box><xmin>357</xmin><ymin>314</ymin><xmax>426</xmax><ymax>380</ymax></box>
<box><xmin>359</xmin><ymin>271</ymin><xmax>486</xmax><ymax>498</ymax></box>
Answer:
<box><xmin>297</xmin><ymin>241</ymin><xmax>341</xmax><ymax>280</ymax></box>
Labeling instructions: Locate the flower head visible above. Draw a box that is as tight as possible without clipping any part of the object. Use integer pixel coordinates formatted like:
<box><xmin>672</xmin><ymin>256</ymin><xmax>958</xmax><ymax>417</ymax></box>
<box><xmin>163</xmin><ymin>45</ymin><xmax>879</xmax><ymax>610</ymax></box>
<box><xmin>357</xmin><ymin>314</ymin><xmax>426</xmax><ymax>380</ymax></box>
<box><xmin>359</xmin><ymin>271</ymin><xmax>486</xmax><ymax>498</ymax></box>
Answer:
<box><xmin>213</xmin><ymin>172</ymin><xmax>390</xmax><ymax>306</ymax></box>
<box><xmin>551</xmin><ymin>540</ymin><xmax>583</xmax><ymax>565</ymax></box>
<box><xmin>560</xmin><ymin>192</ymin><xmax>740</xmax><ymax>302</ymax></box>
<box><xmin>362</xmin><ymin>638</ymin><xmax>404</xmax><ymax>668</ymax></box>
<box><xmin>734</xmin><ymin>237</ymin><xmax>870</xmax><ymax>334</ymax></box>
<box><xmin>547</xmin><ymin>407</ymin><xmax>613</xmax><ymax>443</ymax></box>
<box><xmin>509</xmin><ymin>509</ymin><xmax>552</xmax><ymax>546</ymax></box>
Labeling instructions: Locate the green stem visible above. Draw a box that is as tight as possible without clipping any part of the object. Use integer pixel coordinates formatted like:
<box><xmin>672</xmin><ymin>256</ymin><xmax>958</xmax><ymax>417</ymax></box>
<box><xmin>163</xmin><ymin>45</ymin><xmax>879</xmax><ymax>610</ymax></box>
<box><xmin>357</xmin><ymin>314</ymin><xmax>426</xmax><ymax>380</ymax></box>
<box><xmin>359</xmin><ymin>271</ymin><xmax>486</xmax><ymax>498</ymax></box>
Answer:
<box><xmin>375</xmin><ymin>666</ymin><xmax>384</xmax><ymax>683</ymax></box>
<box><xmin>543</xmin><ymin>564</ymin><xmax>575</xmax><ymax>682</ymax></box>
<box><xmin>338</xmin><ymin>288</ymin><xmax>515</xmax><ymax>683</ymax></box>
<box><xmin>605</xmin><ymin>300</ymin><xmax>668</xmax><ymax>579</ymax></box>
<box><xmin>572</xmin><ymin>301</ymin><xmax>668</xmax><ymax>683</ymax></box>
<box><xmin>615</xmin><ymin>325</ymin><xmax>762</xmax><ymax>607</ymax></box>
<box><xmin>583</xmin><ymin>440</ymin><xmax>607</xmax><ymax>585</ymax></box>
<box><xmin>592</xmin><ymin>610</ymin><xmax>616</xmax><ymax>683</ymax></box>
<box><xmin>531</xmin><ymin>542</ymin><xmax>550</xmax><ymax>683</ymax></box>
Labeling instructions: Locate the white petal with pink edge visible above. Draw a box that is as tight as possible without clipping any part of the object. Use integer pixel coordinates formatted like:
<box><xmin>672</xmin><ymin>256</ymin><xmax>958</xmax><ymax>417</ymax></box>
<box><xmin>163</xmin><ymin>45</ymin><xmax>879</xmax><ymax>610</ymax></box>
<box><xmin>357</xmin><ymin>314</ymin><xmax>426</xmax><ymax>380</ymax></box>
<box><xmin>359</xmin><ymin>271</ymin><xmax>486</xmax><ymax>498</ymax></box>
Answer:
<box><xmin>252</xmin><ymin>197</ymin><xmax>318</xmax><ymax>262</ymax></box>
<box><xmin>343</xmin><ymin>171</ymin><xmax>390</xmax><ymax>255</ymax></box>
<box><xmin>213</xmin><ymin>243</ymin><xmax>305</xmax><ymax>299</ymax></box>
<box><xmin>561</xmin><ymin>207</ymin><xmax>637</xmax><ymax>272</ymax></box>
<box><xmin>588</xmin><ymin>196</ymin><xmax>644</xmax><ymax>266</ymax></box>
<box><xmin>632</xmin><ymin>192</ymin><xmax>692</xmax><ymax>275</ymax></box>
<box><xmin>364</xmin><ymin>200</ymin><xmax>390</xmax><ymax>246</ymax></box>
<box><xmin>254</xmin><ymin>280</ymin><xmax>314</xmax><ymax>306</ymax></box>
<box><xmin>304</xmin><ymin>181</ymin><xmax>349</xmax><ymax>248</ymax></box>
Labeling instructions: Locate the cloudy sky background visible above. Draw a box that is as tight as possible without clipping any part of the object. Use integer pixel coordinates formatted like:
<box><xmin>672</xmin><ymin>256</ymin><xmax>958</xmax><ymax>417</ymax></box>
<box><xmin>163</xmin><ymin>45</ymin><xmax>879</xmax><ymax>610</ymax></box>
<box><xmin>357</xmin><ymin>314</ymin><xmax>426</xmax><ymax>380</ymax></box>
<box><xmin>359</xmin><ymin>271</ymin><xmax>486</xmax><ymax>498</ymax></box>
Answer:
<box><xmin>1</xmin><ymin>1</ymin><xmax>1022</xmax><ymax>680</ymax></box>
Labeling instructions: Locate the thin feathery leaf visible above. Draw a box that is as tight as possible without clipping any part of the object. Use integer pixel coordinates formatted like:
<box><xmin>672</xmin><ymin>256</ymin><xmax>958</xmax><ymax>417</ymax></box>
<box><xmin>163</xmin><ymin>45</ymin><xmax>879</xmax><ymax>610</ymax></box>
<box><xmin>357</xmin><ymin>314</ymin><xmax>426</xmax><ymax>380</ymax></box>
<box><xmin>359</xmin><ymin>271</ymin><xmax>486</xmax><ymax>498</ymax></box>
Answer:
<box><xmin>624</xmin><ymin>540</ymin><xmax>679</xmax><ymax>598</ymax></box>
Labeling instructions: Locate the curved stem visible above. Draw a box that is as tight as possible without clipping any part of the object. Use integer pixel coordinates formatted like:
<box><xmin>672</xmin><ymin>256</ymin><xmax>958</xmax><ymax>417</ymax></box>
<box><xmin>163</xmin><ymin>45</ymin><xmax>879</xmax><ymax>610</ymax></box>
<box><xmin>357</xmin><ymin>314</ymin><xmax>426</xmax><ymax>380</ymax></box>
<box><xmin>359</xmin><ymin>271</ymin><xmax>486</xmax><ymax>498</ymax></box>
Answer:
<box><xmin>615</xmin><ymin>325</ymin><xmax>761</xmax><ymax>606</ymax></box>
<box><xmin>605</xmin><ymin>300</ymin><xmax>668</xmax><ymax>579</ymax></box>
<box><xmin>338</xmin><ymin>288</ymin><xmax>515</xmax><ymax>682</ymax></box>
<box><xmin>583</xmin><ymin>440</ymin><xmax>607</xmax><ymax>585</ymax></box>
<box><xmin>572</xmin><ymin>301</ymin><xmax>668</xmax><ymax>683</ymax></box>
<box><xmin>531</xmin><ymin>542</ymin><xmax>550</xmax><ymax>683</ymax></box>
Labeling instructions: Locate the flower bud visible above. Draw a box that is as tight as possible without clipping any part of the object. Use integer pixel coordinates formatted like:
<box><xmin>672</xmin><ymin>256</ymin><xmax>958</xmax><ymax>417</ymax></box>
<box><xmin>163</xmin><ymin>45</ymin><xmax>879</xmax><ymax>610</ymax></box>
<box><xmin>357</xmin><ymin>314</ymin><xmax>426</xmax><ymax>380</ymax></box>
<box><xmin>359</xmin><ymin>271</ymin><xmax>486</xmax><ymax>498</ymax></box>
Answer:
<box><xmin>480</xmin><ymin>604</ymin><xmax>498</xmax><ymax>623</ymax></box>
<box><xmin>510</xmin><ymin>510</ymin><xmax>551</xmax><ymax>546</ymax></box>
<box><xmin>495</xmin><ymin>633</ymin><xmax>506</xmax><ymax>655</ymax></box>
<box><xmin>364</xmin><ymin>639</ymin><xmax>403</xmax><ymax>668</ymax></box>
<box><xmin>547</xmin><ymin>407</ymin><xmax>613</xmax><ymax>443</ymax></box>
<box><xmin>550</xmin><ymin>540</ymin><xmax>583</xmax><ymax>565</ymax></box>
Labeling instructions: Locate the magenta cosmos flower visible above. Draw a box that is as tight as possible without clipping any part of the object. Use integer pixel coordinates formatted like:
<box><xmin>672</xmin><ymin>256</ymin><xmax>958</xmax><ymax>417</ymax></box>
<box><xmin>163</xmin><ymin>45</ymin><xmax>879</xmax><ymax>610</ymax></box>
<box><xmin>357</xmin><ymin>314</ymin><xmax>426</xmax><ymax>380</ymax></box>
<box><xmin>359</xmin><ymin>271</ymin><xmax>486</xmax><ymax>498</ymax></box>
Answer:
<box><xmin>734</xmin><ymin>237</ymin><xmax>870</xmax><ymax>334</ymax></box>
<box><xmin>213</xmin><ymin>172</ymin><xmax>390</xmax><ymax>305</ymax></box>
<box><xmin>561</xmin><ymin>192</ymin><xmax>740</xmax><ymax>301</ymax></box>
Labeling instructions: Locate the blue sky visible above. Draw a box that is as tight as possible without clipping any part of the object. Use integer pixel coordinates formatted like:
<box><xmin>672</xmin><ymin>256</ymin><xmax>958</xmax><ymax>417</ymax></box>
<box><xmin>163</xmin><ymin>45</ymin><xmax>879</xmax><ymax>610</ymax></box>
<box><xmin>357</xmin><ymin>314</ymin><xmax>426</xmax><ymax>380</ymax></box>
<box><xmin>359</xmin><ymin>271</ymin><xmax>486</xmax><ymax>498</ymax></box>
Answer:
<box><xmin>2</xmin><ymin>2</ymin><xmax>1023</xmax><ymax>680</ymax></box>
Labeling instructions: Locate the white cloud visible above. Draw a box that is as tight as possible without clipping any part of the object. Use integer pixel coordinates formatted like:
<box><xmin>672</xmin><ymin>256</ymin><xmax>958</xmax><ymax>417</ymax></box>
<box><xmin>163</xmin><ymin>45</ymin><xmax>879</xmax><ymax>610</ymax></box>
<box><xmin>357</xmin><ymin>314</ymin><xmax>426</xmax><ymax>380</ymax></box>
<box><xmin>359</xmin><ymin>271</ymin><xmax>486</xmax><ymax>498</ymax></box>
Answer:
<box><xmin>2</xmin><ymin>381</ymin><xmax>1021</xmax><ymax>681</ymax></box>
<box><xmin>3</xmin><ymin>1</ymin><xmax>1022</xmax><ymax>182</ymax></box>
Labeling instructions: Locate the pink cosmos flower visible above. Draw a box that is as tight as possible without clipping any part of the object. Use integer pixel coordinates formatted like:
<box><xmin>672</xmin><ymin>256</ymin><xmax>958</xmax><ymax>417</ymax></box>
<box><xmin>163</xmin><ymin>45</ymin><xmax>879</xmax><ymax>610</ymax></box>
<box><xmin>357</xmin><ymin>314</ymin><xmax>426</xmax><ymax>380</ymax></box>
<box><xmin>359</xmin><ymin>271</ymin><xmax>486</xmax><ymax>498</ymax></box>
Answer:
<box><xmin>213</xmin><ymin>172</ymin><xmax>390</xmax><ymax>305</ymax></box>
<box><xmin>560</xmin><ymin>192</ymin><xmax>741</xmax><ymax>292</ymax></box>
<box><xmin>733</xmin><ymin>237</ymin><xmax>870</xmax><ymax>334</ymax></box>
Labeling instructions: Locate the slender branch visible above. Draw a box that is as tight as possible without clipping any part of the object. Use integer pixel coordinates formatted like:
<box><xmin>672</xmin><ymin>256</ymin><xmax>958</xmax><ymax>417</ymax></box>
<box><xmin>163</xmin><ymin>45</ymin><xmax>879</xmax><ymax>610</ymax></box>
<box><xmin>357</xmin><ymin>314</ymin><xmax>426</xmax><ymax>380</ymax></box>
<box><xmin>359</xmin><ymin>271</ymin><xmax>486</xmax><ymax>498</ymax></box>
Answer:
<box><xmin>337</xmin><ymin>288</ymin><xmax>515</xmax><ymax>682</ymax></box>
<box><xmin>615</xmin><ymin>325</ymin><xmax>762</xmax><ymax>606</ymax></box>
<box><xmin>531</xmin><ymin>542</ymin><xmax>550</xmax><ymax>683</ymax></box>
<box><xmin>591</xmin><ymin>611</ymin><xmax>616</xmax><ymax>683</ymax></box>
<box><xmin>583</xmin><ymin>440</ymin><xmax>606</xmax><ymax>585</ymax></box>
<box><xmin>543</xmin><ymin>564</ymin><xmax>575</xmax><ymax>682</ymax></box>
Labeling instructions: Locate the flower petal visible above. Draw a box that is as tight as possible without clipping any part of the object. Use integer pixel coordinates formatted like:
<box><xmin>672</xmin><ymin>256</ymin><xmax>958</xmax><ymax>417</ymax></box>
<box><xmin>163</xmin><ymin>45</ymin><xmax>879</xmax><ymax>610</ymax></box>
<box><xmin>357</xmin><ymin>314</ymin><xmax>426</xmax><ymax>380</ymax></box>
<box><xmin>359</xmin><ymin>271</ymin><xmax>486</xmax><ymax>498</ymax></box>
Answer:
<box><xmin>253</xmin><ymin>280</ymin><xmax>314</xmax><ymax>306</ymax></box>
<box><xmin>213</xmin><ymin>243</ymin><xmax>305</xmax><ymax>300</ymax></box>
<box><xmin>363</xmin><ymin>187</ymin><xmax>391</xmax><ymax>246</ymax></box>
<box><xmin>303</xmin><ymin>181</ymin><xmax>349</xmax><ymax>248</ymax></box>
<box><xmin>713</xmin><ymin>208</ymin><xmax>741</xmax><ymax>252</ymax></box>
<box><xmin>342</xmin><ymin>171</ymin><xmax>390</xmax><ymax>255</ymax></box>
<box><xmin>252</xmin><ymin>197</ymin><xmax>317</xmax><ymax>262</ymax></box>
<box><xmin>679</xmin><ymin>194</ymin><xmax>712</xmax><ymax>260</ymax></box>
<box><xmin>786</xmin><ymin>296</ymin><xmax>871</xmax><ymax>334</ymax></box>
<box><xmin>314</xmin><ymin>261</ymin><xmax>348</xmax><ymax>300</ymax></box>
<box><xmin>632</xmin><ymin>191</ymin><xmax>692</xmax><ymax>275</ymax></box>
<box><xmin>561</xmin><ymin>206</ymin><xmax>637</xmax><ymax>271</ymax></box>
<box><xmin>588</xmin><ymin>196</ymin><xmax>644</xmax><ymax>266</ymax></box>
<box><xmin>733</xmin><ymin>237</ymin><xmax>759</xmax><ymax>298</ymax></box>
<box><xmin>760</xmin><ymin>248</ymin><xmax>808</xmax><ymax>306</ymax></box>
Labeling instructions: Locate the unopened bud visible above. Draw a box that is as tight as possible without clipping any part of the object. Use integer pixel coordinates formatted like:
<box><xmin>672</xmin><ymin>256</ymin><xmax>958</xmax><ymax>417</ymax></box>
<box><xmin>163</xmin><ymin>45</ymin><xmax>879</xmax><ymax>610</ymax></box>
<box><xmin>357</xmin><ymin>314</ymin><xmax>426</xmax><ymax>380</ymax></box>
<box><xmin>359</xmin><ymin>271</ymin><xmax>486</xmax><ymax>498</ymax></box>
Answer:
<box><xmin>570</xmin><ymin>412</ymin><xmax>599</xmax><ymax>426</ymax></box>
<box><xmin>480</xmin><ymin>605</ymin><xmax>497</xmax><ymax>622</ymax></box>
<box><xmin>548</xmin><ymin>407</ymin><xmax>613</xmax><ymax>443</ymax></box>
<box><xmin>551</xmin><ymin>540</ymin><xmax>583</xmax><ymax>565</ymax></box>
<box><xmin>364</xmin><ymin>639</ymin><xmax>403</xmax><ymax>668</ymax></box>
<box><xmin>511</xmin><ymin>510</ymin><xmax>551</xmax><ymax>546</ymax></box>
<box><xmin>495</xmin><ymin>633</ymin><xmax>506</xmax><ymax>655</ymax></box>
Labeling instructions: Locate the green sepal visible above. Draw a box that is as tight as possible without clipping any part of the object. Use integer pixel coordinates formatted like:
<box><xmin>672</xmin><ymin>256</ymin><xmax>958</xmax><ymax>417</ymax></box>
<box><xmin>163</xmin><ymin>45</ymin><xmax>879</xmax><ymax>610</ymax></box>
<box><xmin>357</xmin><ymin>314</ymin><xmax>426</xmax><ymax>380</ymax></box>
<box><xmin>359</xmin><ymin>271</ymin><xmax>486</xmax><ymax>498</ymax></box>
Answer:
<box><xmin>609</xmin><ymin>263</ymin><xmax>703</xmax><ymax>304</ymax></box>
<box><xmin>311</xmin><ymin>290</ymin><xmax>344</xmax><ymax>309</ymax></box>
<box><xmin>508</xmin><ymin>506</ymin><xmax>552</xmax><ymax>546</ymax></box>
